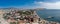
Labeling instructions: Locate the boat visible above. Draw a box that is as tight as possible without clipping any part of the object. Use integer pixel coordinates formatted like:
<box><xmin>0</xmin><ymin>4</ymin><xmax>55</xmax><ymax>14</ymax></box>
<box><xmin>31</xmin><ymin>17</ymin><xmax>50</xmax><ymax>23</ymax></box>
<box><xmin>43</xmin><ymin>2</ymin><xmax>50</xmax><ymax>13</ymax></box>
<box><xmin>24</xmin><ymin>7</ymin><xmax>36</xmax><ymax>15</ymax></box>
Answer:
<box><xmin>47</xmin><ymin>16</ymin><xmax>54</xmax><ymax>19</ymax></box>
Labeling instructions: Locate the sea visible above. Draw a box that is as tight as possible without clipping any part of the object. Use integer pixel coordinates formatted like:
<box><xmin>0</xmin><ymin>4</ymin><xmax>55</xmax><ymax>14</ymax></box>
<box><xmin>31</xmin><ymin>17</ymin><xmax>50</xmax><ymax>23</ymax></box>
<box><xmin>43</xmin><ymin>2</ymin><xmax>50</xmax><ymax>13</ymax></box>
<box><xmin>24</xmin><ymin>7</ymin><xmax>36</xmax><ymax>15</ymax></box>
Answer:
<box><xmin>36</xmin><ymin>9</ymin><xmax>60</xmax><ymax>22</ymax></box>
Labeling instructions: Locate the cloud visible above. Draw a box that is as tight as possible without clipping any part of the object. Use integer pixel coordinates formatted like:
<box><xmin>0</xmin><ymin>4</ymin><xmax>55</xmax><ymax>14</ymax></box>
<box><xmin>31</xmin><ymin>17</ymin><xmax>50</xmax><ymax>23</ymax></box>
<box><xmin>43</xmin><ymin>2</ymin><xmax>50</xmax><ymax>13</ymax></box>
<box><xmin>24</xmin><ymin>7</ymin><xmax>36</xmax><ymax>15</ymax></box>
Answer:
<box><xmin>34</xmin><ymin>1</ymin><xmax>60</xmax><ymax>9</ymax></box>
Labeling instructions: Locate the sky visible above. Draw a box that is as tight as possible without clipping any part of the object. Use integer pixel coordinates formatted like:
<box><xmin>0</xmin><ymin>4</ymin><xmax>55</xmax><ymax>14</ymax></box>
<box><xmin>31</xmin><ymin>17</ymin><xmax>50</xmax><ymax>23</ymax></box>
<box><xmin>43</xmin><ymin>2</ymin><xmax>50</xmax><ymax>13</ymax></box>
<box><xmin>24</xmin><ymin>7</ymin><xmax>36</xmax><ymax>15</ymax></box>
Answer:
<box><xmin>0</xmin><ymin>0</ymin><xmax>60</xmax><ymax>9</ymax></box>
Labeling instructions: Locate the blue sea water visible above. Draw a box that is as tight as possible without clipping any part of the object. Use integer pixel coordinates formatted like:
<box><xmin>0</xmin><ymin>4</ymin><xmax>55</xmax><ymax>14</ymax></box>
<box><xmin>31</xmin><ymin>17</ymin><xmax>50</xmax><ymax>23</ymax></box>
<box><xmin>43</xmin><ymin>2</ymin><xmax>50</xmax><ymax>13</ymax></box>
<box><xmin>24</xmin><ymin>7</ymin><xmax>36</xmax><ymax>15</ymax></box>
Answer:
<box><xmin>36</xmin><ymin>9</ymin><xmax>60</xmax><ymax>22</ymax></box>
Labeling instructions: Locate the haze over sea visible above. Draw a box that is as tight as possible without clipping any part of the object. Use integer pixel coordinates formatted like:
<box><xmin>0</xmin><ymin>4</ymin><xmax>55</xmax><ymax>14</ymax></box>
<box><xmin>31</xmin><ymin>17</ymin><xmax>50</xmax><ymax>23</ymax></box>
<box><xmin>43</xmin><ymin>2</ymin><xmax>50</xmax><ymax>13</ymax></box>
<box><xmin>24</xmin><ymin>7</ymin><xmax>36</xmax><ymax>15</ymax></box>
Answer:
<box><xmin>36</xmin><ymin>9</ymin><xmax>60</xmax><ymax>22</ymax></box>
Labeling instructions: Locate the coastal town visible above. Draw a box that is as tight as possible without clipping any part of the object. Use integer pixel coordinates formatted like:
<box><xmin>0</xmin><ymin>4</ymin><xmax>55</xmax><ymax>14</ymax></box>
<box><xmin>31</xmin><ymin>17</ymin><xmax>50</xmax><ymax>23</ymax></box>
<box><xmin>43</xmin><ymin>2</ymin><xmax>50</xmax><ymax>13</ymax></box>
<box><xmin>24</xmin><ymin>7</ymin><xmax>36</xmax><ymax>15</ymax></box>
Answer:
<box><xmin>0</xmin><ymin>8</ymin><xmax>60</xmax><ymax>24</ymax></box>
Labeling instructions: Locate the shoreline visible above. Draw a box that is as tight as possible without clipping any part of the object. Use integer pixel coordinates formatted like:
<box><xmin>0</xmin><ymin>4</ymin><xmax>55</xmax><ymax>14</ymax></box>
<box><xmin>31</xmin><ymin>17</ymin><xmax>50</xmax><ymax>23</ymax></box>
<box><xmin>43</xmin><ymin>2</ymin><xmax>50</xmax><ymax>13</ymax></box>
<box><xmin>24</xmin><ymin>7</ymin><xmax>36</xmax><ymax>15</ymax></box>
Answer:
<box><xmin>0</xmin><ymin>9</ymin><xmax>60</xmax><ymax>24</ymax></box>
<box><xmin>35</xmin><ymin>11</ymin><xmax>60</xmax><ymax>24</ymax></box>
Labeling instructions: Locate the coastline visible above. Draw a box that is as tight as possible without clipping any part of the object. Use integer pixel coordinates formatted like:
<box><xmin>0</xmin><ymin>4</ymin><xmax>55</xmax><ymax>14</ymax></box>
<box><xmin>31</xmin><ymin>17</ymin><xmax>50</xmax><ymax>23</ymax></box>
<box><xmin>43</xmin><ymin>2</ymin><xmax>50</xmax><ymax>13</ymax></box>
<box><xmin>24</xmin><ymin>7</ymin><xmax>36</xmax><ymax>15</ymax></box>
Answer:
<box><xmin>34</xmin><ymin>10</ymin><xmax>60</xmax><ymax>24</ymax></box>
<box><xmin>0</xmin><ymin>9</ymin><xmax>60</xmax><ymax>24</ymax></box>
